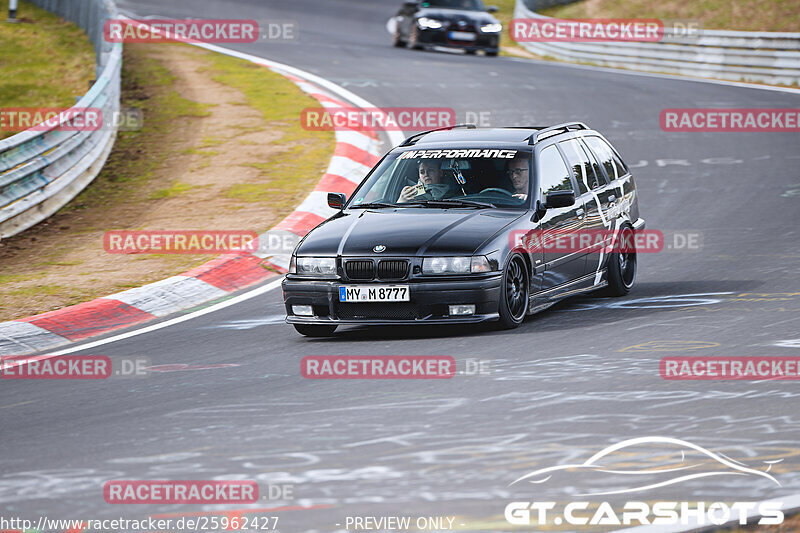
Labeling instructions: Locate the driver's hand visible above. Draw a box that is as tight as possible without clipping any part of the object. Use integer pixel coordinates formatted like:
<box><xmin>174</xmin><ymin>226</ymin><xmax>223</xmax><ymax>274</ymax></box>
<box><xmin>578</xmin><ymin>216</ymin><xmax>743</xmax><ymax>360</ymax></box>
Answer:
<box><xmin>397</xmin><ymin>185</ymin><xmax>418</xmax><ymax>203</ymax></box>
<box><xmin>513</xmin><ymin>193</ymin><xmax>528</xmax><ymax>201</ymax></box>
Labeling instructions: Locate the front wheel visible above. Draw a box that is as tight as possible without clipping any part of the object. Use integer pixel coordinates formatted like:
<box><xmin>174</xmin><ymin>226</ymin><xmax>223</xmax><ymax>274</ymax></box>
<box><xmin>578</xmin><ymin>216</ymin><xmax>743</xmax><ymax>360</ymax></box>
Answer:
<box><xmin>605</xmin><ymin>225</ymin><xmax>637</xmax><ymax>296</ymax></box>
<box><xmin>409</xmin><ymin>26</ymin><xmax>423</xmax><ymax>50</ymax></box>
<box><xmin>498</xmin><ymin>255</ymin><xmax>529</xmax><ymax>329</ymax></box>
<box><xmin>392</xmin><ymin>27</ymin><xmax>406</xmax><ymax>47</ymax></box>
<box><xmin>293</xmin><ymin>324</ymin><xmax>337</xmax><ymax>337</ymax></box>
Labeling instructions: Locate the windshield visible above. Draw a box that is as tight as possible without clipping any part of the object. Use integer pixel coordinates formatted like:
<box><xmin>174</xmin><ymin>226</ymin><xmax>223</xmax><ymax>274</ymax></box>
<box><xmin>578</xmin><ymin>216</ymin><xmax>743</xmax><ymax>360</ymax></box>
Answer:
<box><xmin>347</xmin><ymin>148</ymin><xmax>531</xmax><ymax>209</ymax></box>
<box><xmin>421</xmin><ymin>0</ymin><xmax>486</xmax><ymax>11</ymax></box>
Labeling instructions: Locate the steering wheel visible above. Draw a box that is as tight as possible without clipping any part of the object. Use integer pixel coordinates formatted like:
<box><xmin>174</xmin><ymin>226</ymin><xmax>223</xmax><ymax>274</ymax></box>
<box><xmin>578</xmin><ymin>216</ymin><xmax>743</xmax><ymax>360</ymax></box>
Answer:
<box><xmin>479</xmin><ymin>187</ymin><xmax>514</xmax><ymax>197</ymax></box>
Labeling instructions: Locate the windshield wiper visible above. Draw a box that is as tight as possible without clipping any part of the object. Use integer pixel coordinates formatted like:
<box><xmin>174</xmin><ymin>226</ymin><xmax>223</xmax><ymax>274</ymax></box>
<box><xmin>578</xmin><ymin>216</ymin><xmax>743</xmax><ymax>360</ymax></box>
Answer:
<box><xmin>413</xmin><ymin>199</ymin><xmax>495</xmax><ymax>209</ymax></box>
<box><xmin>349</xmin><ymin>202</ymin><xmax>400</xmax><ymax>209</ymax></box>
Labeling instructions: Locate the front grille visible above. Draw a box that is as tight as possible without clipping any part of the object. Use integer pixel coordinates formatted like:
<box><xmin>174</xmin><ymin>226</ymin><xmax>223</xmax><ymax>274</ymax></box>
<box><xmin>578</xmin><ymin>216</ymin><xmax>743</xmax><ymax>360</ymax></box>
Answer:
<box><xmin>377</xmin><ymin>260</ymin><xmax>409</xmax><ymax>280</ymax></box>
<box><xmin>337</xmin><ymin>302</ymin><xmax>419</xmax><ymax>320</ymax></box>
<box><xmin>345</xmin><ymin>260</ymin><xmax>374</xmax><ymax>280</ymax></box>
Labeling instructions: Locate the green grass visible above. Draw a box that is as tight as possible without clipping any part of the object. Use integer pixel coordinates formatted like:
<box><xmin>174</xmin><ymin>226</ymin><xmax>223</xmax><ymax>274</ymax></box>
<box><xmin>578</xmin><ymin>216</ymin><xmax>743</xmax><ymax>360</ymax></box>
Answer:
<box><xmin>65</xmin><ymin>46</ymin><xmax>211</xmax><ymax>211</ymax></box>
<box><xmin>206</xmin><ymin>53</ymin><xmax>336</xmax><ymax>210</ymax></box>
<box><xmin>0</xmin><ymin>272</ymin><xmax>45</xmax><ymax>284</ymax></box>
<box><xmin>148</xmin><ymin>181</ymin><xmax>197</xmax><ymax>199</ymax></box>
<box><xmin>0</xmin><ymin>0</ymin><xmax>95</xmax><ymax>139</ymax></box>
<box><xmin>539</xmin><ymin>0</ymin><xmax>800</xmax><ymax>32</ymax></box>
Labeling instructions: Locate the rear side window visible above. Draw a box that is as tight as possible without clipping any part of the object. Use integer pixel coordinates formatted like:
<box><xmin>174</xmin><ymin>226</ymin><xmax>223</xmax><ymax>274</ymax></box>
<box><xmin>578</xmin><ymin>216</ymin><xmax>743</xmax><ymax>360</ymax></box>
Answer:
<box><xmin>585</xmin><ymin>136</ymin><xmax>627</xmax><ymax>181</ymax></box>
<box><xmin>558</xmin><ymin>139</ymin><xmax>604</xmax><ymax>193</ymax></box>
<box><xmin>538</xmin><ymin>146</ymin><xmax>573</xmax><ymax>196</ymax></box>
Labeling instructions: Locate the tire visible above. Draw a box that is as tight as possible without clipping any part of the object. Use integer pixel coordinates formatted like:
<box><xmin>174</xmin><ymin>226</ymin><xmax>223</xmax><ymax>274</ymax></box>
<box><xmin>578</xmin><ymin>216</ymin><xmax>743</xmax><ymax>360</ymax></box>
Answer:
<box><xmin>409</xmin><ymin>26</ymin><xmax>423</xmax><ymax>50</ymax></box>
<box><xmin>605</xmin><ymin>225</ymin><xmax>637</xmax><ymax>296</ymax></box>
<box><xmin>393</xmin><ymin>28</ymin><xmax>406</xmax><ymax>47</ymax></box>
<box><xmin>465</xmin><ymin>49</ymin><xmax>477</xmax><ymax>55</ymax></box>
<box><xmin>485</xmin><ymin>50</ymin><xmax>499</xmax><ymax>56</ymax></box>
<box><xmin>498</xmin><ymin>254</ymin><xmax>529</xmax><ymax>329</ymax></box>
<box><xmin>293</xmin><ymin>324</ymin><xmax>337</xmax><ymax>337</ymax></box>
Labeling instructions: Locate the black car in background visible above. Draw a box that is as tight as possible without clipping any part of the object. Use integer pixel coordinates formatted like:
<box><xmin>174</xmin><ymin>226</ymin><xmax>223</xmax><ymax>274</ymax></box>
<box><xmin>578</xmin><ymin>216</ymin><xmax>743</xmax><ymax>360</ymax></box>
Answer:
<box><xmin>283</xmin><ymin>123</ymin><xmax>645</xmax><ymax>337</ymax></box>
<box><xmin>392</xmin><ymin>0</ymin><xmax>502</xmax><ymax>55</ymax></box>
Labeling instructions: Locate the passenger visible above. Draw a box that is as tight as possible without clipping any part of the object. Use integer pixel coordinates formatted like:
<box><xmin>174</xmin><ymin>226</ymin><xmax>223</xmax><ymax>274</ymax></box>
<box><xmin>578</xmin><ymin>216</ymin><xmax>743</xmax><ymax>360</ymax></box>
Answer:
<box><xmin>397</xmin><ymin>160</ymin><xmax>453</xmax><ymax>203</ymax></box>
<box><xmin>507</xmin><ymin>156</ymin><xmax>530</xmax><ymax>200</ymax></box>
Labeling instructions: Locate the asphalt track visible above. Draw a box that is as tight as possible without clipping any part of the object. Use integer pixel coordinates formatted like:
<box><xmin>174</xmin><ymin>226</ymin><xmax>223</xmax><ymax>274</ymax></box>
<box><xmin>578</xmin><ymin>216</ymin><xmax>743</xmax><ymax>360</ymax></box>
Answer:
<box><xmin>2</xmin><ymin>0</ymin><xmax>800</xmax><ymax>531</ymax></box>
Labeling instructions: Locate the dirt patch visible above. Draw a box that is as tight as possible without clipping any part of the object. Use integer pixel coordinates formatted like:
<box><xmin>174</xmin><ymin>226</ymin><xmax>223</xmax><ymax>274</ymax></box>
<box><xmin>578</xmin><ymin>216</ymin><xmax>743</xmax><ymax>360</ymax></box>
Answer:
<box><xmin>0</xmin><ymin>43</ymin><xmax>334</xmax><ymax>321</ymax></box>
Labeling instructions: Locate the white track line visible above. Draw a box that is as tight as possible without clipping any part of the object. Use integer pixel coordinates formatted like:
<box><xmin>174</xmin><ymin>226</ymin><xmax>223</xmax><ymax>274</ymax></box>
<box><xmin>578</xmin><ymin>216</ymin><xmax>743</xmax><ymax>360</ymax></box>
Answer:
<box><xmin>44</xmin><ymin>278</ymin><xmax>284</xmax><ymax>355</ymax></box>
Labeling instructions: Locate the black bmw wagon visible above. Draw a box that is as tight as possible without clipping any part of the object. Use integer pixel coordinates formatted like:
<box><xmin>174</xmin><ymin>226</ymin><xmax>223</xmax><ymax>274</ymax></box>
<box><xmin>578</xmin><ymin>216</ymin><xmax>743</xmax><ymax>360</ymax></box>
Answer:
<box><xmin>283</xmin><ymin>123</ymin><xmax>645</xmax><ymax>336</ymax></box>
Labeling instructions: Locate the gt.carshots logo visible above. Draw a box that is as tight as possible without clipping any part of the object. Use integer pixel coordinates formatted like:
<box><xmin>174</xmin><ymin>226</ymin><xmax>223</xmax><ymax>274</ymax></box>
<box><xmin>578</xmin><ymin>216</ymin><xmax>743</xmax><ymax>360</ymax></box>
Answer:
<box><xmin>103</xmin><ymin>480</ymin><xmax>258</xmax><ymax>504</ymax></box>
<box><xmin>505</xmin><ymin>437</ymin><xmax>785</xmax><ymax>528</ymax></box>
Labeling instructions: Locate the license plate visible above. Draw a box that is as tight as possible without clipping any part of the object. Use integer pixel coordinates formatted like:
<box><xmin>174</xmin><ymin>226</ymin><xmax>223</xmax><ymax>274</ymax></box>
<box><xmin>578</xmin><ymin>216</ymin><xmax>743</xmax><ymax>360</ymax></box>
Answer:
<box><xmin>449</xmin><ymin>31</ymin><xmax>476</xmax><ymax>41</ymax></box>
<box><xmin>339</xmin><ymin>285</ymin><xmax>410</xmax><ymax>302</ymax></box>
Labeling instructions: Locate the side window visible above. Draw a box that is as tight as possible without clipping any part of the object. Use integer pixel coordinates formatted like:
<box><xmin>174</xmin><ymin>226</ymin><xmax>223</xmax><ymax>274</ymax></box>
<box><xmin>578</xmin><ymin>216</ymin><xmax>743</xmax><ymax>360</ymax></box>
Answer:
<box><xmin>538</xmin><ymin>146</ymin><xmax>573</xmax><ymax>196</ymax></box>
<box><xmin>557</xmin><ymin>140</ymin><xmax>594</xmax><ymax>194</ymax></box>
<box><xmin>582</xmin><ymin>143</ymin><xmax>607</xmax><ymax>189</ymax></box>
<box><xmin>584</xmin><ymin>136</ymin><xmax>617</xmax><ymax>182</ymax></box>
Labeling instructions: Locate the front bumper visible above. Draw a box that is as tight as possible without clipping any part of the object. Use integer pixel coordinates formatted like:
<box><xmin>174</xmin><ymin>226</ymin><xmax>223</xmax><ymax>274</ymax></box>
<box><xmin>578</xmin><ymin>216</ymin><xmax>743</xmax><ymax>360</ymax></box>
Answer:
<box><xmin>417</xmin><ymin>27</ymin><xmax>500</xmax><ymax>52</ymax></box>
<box><xmin>283</xmin><ymin>275</ymin><xmax>502</xmax><ymax>326</ymax></box>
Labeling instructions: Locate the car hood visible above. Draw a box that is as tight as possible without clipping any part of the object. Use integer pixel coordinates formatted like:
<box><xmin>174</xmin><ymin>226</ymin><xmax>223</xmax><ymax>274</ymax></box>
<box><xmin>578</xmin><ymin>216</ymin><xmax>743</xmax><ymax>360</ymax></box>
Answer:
<box><xmin>416</xmin><ymin>8</ymin><xmax>499</xmax><ymax>26</ymax></box>
<box><xmin>296</xmin><ymin>208</ymin><xmax>523</xmax><ymax>257</ymax></box>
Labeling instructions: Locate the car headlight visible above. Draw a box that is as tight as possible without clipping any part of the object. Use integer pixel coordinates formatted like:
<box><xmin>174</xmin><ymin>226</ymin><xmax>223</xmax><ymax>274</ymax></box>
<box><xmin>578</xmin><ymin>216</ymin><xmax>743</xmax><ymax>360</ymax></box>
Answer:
<box><xmin>417</xmin><ymin>17</ymin><xmax>443</xmax><ymax>29</ymax></box>
<box><xmin>422</xmin><ymin>256</ymin><xmax>493</xmax><ymax>274</ymax></box>
<box><xmin>480</xmin><ymin>23</ymin><xmax>502</xmax><ymax>33</ymax></box>
<box><xmin>292</xmin><ymin>256</ymin><xmax>337</xmax><ymax>277</ymax></box>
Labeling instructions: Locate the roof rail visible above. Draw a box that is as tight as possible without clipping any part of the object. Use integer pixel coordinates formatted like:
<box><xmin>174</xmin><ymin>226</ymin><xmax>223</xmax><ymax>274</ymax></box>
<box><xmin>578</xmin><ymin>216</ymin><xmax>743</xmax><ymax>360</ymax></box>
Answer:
<box><xmin>399</xmin><ymin>124</ymin><xmax>477</xmax><ymax>147</ymax></box>
<box><xmin>529</xmin><ymin>122</ymin><xmax>589</xmax><ymax>144</ymax></box>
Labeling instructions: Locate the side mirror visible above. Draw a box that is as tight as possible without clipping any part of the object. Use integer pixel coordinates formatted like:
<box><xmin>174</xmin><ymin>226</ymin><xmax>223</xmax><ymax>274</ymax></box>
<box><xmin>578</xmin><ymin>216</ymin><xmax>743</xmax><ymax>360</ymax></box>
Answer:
<box><xmin>486</xmin><ymin>5</ymin><xmax>499</xmax><ymax>12</ymax></box>
<box><xmin>544</xmin><ymin>190</ymin><xmax>575</xmax><ymax>209</ymax></box>
<box><xmin>327</xmin><ymin>192</ymin><xmax>346</xmax><ymax>209</ymax></box>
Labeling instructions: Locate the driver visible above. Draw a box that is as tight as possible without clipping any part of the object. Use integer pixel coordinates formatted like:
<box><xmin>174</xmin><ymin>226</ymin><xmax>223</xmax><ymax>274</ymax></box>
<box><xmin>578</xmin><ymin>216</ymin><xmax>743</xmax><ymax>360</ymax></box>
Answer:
<box><xmin>507</xmin><ymin>155</ymin><xmax>530</xmax><ymax>200</ymax></box>
<box><xmin>397</xmin><ymin>160</ymin><xmax>453</xmax><ymax>203</ymax></box>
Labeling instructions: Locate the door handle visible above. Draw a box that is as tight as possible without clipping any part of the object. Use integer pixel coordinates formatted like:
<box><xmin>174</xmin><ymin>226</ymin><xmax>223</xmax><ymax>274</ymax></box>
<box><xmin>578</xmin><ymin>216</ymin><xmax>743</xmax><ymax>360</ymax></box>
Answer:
<box><xmin>576</xmin><ymin>208</ymin><xmax>585</xmax><ymax>219</ymax></box>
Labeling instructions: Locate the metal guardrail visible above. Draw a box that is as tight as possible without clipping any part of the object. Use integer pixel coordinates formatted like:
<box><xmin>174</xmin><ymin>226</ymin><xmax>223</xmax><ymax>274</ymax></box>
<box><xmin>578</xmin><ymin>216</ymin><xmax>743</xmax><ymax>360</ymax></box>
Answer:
<box><xmin>0</xmin><ymin>0</ymin><xmax>121</xmax><ymax>238</ymax></box>
<box><xmin>513</xmin><ymin>0</ymin><xmax>800</xmax><ymax>85</ymax></box>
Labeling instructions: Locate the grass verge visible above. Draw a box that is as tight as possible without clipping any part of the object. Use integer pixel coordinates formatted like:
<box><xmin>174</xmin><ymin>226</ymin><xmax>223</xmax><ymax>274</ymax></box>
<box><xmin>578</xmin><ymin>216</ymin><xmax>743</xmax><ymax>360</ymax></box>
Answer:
<box><xmin>0</xmin><ymin>42</ymin><xmax>334</xmax><ymax>321</ymax></box>
<box><xmin>0</xmin><ymin>0</ymin><xmax>95</xmax><ymax>140</ymax></box>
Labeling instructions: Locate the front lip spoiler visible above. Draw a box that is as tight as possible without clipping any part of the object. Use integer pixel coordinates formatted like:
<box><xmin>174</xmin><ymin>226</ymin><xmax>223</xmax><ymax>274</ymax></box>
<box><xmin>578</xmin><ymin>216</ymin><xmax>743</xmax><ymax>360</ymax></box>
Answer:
<box><xmin>286</xmin><ymin>313</ymin><xmax>499</xmax><ymax>326</ymax></box>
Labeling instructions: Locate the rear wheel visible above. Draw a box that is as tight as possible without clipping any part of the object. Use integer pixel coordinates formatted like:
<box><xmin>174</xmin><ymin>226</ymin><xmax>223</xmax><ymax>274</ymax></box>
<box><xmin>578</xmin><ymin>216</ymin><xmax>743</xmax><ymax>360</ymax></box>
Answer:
<box><xmin>606</xmin><ymin>225</ymin><xmax>637</xmax><ymax>296</ymax></box>
<box><xmin>293</xmin><ymin>324</ymin><xmax>337</xmax><ymax>337</ymax></box>
<box><xmin>498</xmin><ymin>255</ymin><xmax>529</xmax><ymax>329</ymax></box>
<box><xmin>486</xmin><ymin>50</ymin><xmax>499</xmax><ymax>56</ymax></box>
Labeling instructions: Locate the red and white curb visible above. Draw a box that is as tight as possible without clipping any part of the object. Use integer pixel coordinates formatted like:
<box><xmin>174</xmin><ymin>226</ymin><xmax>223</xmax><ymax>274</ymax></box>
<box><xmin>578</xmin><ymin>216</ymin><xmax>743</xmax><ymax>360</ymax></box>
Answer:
<box><xmin>0</xmin><ymin>48</ymin><xmax>394</xmax><ymax>357</ymax></box>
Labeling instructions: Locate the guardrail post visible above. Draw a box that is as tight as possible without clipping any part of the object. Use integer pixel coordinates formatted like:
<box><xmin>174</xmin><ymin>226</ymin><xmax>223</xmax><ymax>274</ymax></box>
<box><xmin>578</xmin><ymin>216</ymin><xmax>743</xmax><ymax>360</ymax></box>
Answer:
<box><xmin>7</xmin><ymin>0</ymin><xmax>19</xmax><ymax>22</ymax></box>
